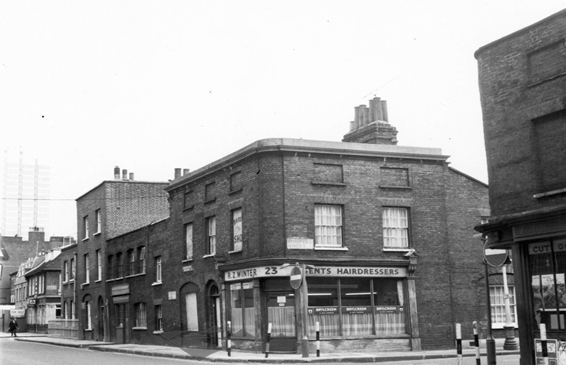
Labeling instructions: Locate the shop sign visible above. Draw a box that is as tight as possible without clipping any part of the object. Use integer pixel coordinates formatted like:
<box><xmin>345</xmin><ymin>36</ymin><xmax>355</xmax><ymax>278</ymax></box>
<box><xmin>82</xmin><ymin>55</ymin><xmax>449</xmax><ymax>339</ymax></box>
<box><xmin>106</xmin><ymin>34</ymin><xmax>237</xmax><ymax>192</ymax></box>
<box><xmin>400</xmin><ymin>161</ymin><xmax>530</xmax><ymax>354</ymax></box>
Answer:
<box><xmin>375</xmin><ymin>306</ymin><xmax>401</xmax><ymax>313</ymax></box>
<box><xmin>28</xmin><ymin>299</ymin><xmax>36</xmax><ymax>306</ymax></box>
<box><xmin>529</xmin><ymin>242</ymin><xmax>552</xmax><ymax>255</ymax></box>
<box><xmin>308</xmin><ymin>307</ymin><xmax>338</xmax><ymax>315</ymax></box>
<box><xmin>10</xmin><ymin>309</ymin><xmax>25</xmax><ymax>318</ymax></box>
<box><xmin>225</xmin><ymin>265</ymin><xmax>406</xmax><ymax>281</ymax></box>
<box><xmin>342</xmin><ymin>306</ymin><xmax>372</xmax><ymax>314</ymax></box>
<box><xmin>287</xmin><ymin>238</ymin><xmax>314</xmax><ymax>249</ymax></box>
<box><xmin>554</xmin><ymin>239</ymin><xmax>566</xmax><ymax>253</ymax></box>
<box><xmin>111</xmin><ymin>284</ymin><xmax>129</xmax><ymax>296</ymax></box>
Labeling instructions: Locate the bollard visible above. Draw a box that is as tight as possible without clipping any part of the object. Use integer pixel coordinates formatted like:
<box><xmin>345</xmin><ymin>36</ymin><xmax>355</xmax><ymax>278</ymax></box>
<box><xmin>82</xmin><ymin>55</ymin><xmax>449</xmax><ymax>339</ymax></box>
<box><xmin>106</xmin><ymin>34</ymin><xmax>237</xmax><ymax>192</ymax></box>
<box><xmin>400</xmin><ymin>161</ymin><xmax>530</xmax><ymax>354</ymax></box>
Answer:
<box><xmin>456</xmin><ymin>323</ymin><xmax>463</xmax><ymax>365</ymax></box>
<box><xmin>301</xmin><ymin>336</ymin><xmax>309</xmax><ymax>358</ymax></box>
<box><xmin>265</xmin><ymin>322</ymin><xmax>272</xmax><ymax>358</ymax></box>
<box><xmin>473</xmin><ymin>321</ymin><xmax>481</xmax><ymax>365</ymax></box>
<box><xmin>316</xmin><ymin>321</ymin><xmax>320</xmax><ymax>357</ymax></box>
<box><xmin>541</xmin><ymin>323</ymin><xmax>548</xmax><ymax>365</ymax></box>
<box><xmin>227</xmin><ymin>321</ymin><xmax>232</xmax><ymax>357</ymax></box>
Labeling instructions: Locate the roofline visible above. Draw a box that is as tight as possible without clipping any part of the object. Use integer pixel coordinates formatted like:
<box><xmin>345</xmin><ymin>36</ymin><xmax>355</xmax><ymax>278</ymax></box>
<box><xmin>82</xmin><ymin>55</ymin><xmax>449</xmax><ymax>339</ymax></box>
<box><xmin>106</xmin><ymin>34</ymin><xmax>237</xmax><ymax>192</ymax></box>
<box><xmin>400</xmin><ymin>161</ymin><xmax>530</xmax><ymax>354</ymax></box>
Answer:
<box><xmin>474</xmin><ymin>8</ymin><xmax>566</xmax><ymax>59</ymax></box>
<box><xmin>448</xmin><ymin>166</ymin><xmax>488</xmax><ymax>187</ymax></box>
<box><xmin>166</xmin><ymin>138</ymin><xmax>448</xmax><ymax>191</ymax></box>
<box><xmin>107</xmin><ymin>216</ymin><xmax>169</xmax><ymax>242</ymax></box>
<box><xmin>76</xmin><ymin>180</ymin><xmax>168</xmax><ymax>201</ymax></box>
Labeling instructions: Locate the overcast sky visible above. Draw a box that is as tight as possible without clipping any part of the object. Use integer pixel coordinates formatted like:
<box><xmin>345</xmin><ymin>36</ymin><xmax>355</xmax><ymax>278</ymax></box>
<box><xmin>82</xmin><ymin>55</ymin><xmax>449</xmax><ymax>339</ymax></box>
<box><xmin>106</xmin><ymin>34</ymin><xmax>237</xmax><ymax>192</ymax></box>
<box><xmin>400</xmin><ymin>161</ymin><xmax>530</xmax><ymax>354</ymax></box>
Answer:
<box><xmin>1</xmin><ymin>1</ymin><xmax>564</xmax><ymax>239</ymax></box>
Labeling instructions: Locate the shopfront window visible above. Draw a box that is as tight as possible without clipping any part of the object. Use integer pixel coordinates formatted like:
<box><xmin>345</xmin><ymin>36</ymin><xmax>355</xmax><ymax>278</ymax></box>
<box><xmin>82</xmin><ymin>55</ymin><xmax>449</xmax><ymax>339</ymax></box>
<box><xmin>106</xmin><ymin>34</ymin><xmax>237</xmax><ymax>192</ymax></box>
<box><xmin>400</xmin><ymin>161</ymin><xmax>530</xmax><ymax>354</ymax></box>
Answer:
<box><xmin>307</xmin><ymin>277</ymin><xmax>405</xmax><ymax>338</ymax></box>
<box><xmin>230</xmin><ymin>282</ymin><xmax>255</xmax><ymax>337</ymax></box>
<box><xmin>528</xmin><ymin>239</ymin><xmax>566</xmax><ymax>332</ymax></box>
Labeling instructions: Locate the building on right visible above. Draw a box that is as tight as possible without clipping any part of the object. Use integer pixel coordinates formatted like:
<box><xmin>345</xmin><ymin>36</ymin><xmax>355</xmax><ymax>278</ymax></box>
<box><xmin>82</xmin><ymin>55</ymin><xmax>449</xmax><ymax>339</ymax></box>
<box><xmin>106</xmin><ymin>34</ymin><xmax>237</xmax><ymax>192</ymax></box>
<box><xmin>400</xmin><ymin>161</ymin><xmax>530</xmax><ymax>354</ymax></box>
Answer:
<box><xmin>475</xmin><ymin>8</ymin><xmax>566</xmax><ymax>365</ymax></box>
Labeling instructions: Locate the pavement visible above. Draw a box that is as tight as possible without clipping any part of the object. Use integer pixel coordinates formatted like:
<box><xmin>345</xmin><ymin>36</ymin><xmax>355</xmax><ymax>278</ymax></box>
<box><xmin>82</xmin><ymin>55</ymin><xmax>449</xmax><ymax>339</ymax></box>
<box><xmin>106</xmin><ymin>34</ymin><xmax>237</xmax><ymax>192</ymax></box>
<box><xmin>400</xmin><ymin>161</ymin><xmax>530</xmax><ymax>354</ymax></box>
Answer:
<box><xmin>1</xmin><ymin>331</ymin><xmax>521</xmax><ymax>363</ymax></box>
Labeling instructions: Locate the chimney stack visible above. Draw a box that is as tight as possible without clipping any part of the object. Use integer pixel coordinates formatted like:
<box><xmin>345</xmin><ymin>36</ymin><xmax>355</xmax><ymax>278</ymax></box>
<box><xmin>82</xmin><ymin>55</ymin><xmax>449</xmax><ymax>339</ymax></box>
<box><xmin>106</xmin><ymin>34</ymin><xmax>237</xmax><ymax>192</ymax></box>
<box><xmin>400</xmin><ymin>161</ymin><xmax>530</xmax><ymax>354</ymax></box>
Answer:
<box><xmin>114</xmin><ymin>166</ymin><xmax>120</xmax><ymax>180</ymax></box>
<box><xmin>174</xmin><ymin>168</ymin><xmax>182</xmax><ymax>179</ymax></box>
<box><xmin>342</xmin><ymin>97</ymin><xmax>398</xmax><ymax>145</ymax></box>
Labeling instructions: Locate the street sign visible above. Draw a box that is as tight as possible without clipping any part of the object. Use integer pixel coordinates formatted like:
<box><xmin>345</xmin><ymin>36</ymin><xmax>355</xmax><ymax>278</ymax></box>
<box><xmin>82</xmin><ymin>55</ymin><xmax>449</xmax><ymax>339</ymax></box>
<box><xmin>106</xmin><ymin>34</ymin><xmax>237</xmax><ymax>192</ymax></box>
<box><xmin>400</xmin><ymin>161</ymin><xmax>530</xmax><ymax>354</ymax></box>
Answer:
<box><xmin>290</xmin><ymin>266</ymin><xmax>302</xmax><ymax>289</ymax></box>
<box><xmin>483</xmin><ymin>240</ymin><xmax>509</xmax><ymax>267</ymax></box>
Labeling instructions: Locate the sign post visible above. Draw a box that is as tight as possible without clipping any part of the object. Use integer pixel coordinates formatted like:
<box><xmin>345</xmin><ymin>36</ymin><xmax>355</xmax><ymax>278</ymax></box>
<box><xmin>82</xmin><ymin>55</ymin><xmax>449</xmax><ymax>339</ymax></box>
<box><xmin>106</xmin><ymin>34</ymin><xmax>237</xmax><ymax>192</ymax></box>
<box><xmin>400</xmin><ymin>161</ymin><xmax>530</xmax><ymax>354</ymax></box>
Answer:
<box><xmin>290</xmin><ymin>266</ymin><xmax>302</xmax><ymax>290</ymax></box>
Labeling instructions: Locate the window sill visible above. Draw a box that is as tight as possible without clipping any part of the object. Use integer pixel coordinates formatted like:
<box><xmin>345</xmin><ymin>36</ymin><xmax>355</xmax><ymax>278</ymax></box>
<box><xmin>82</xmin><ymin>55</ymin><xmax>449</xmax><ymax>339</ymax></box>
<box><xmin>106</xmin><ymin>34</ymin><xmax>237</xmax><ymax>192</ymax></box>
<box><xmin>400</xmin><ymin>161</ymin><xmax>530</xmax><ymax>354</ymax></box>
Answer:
<box><xmin>182</xmin><ymin>259</ymin><xmax>193</xmax><ymax>264</ymax></box>
<box><xmin>125</xmin><ymin>273</ymin><xmax>146</xmax><ymax>279</ymax></box>
<box><xmin>84</xmin><ymin>329</ymin><xmax>93</xmax><ymax>332</ymax></box>
<box><xmin>95</xmin><ymin>280</ymin><xmax>102</xmax><ymax>283</ymax></box>
<box><xmin>152</xmin><ymin>282</ymin><xmax>162</xmax><ymax>286</ymax></box>
<box><xmin>202</xmin><ymin>254</ymin><xmax>216</xmax><ymax>259</ymax></box>
<box><xmin>491</xmin><ymin>324</ymin><xmax>518</xmax><ymax>329</ymax></box>
<box><xmin>183</xmin><ymin>205</ymin><xmax>194</xmax><ymax>211</ymax></box>
<box><xmin>204</xmin><ymin>198</ymin><xmax>216</xmax><ymax>205</ymax></box>
<box><xmin>379</xmin><ymin>185</ymin><xmax>412</xmax><ymax>190</ymax></box>
<box><xmin>311</xmin><ymin>181</ymin><xmax>346</xmax><ymax>187</ymax></box>
<box><xmin>132</xmin><ymin>327</ymin><xmax>147</xmax><ymax>331</ymax></box>
<box><xmin>229</xmin><ymin>188</ymin><xmax>243</xmax><ymax>195</ymax></box>
<box><xmin>94</xmin><ymin>232</ymin><xmax>101</xmax><ymax>236</ymax></box>
<box><xmin>314</xmin><ymin>246</ymin><xmax>348</xmax><ymax>251</ymax></box>
<box><xmin>382</xmin><ymin>248</ymin><xmax>412</xmax><ymax>252</ymax></box>
<box><xmin>153</xmin><ymin>330</ymin><xmax>164</xmax><ymax>335</ymax></box>
<box><xmin>228</xmin><ymin>250</ymin><xmax>243</xmax><ymax>254</ymax></box>
<box><xmin>81</xmin><ymin>283</ymin><xmax>89</xmax><ymax>287</ymax></box>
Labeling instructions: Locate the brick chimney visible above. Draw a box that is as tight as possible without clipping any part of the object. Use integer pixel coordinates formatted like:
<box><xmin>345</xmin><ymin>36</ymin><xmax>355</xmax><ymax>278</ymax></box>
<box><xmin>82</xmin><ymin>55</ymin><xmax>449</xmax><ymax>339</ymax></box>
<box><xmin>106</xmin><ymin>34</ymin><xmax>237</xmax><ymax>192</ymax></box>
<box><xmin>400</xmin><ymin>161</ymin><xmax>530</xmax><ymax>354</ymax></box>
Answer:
<box><xmin>342</xmin><ymin>97</ymin><xmax>398</xmax><ymax>145</ymax></box>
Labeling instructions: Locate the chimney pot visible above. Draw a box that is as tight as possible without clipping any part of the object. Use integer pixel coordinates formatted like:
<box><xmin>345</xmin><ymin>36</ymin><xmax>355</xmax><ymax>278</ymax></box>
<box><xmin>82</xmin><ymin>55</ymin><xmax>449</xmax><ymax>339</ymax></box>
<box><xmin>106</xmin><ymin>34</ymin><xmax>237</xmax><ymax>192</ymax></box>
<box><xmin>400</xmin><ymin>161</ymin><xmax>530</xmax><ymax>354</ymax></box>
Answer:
<box><xmin>183</xmin><ymin>169</ymin><xmax>190</xmax><ymax>176</ymax></box>
<box><xmin>129</xmin><ymin>172</ymin><xmax>134</xmax><ymax>180</ymax></box>
<box><xmin>122</xmin><ymin>169</ymin><xmax>128</xmax><ymax>180</ymax></box>
<box><xmin>174</xmin><ymin>168</ymin><xmax>182</xmax><ymax>179</ymax></box>
<box><xmin>114</xmin><ymin>166</ymin><xmax>120</xmax><ymax>180</ymax></box>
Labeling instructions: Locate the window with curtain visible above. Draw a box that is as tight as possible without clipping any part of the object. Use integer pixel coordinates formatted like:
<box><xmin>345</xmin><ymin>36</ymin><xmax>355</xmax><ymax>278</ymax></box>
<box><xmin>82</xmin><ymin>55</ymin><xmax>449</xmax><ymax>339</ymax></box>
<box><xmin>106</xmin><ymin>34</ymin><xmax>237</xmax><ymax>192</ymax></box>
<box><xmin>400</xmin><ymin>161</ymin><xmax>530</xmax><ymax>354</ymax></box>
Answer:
<box><xmin>206</xmin><ymin>216</ymin><xmax>217</xmax><ymax>255</ymax></box>
<box><xmin>230</xmin><ymin>282</ymin><xmax>255</xmax><ymax>337</ymax></box>
<box><xmin>155</xmin><ymin>256</ymin><xmax>162</xmax><ymax>283</ymax></box>
<box><xmin>138</xmin><ymin>246</ymin><xmax>146</xmax><ymax>274</ymax></box>
<box><xmin>134</xmin><ymin>303</ymin><xmax>147</xmax><ymax>328</ymax></box>
<box><xmin>490</xmin><ymin>285</ymin><xmax>517</xmax><ymax>328</ymax></box>
<box><xmin>185</xmin><ymin>224</ymin><xmax>193</xmax><ymax>260</ymax></box>
<box><xmin>383</xmin><ymin>207</ymin><xmax>409</xmax><ymax>248</ymax></box>
<box><xmin>315</xmin><ymin>205</ymin><xmax>343</xmax><ymax>247</ymax></box>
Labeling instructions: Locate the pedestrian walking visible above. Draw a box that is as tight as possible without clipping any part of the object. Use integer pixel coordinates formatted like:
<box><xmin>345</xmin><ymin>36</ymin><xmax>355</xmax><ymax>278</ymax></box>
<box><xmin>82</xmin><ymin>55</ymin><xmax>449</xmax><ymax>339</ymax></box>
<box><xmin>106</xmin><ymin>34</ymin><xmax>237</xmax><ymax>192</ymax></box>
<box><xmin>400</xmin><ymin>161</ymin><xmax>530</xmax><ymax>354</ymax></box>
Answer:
<box><xmin>8</xmin><ymin>318</ymin><xmax>18</xmax><ymax>337</ymax></box>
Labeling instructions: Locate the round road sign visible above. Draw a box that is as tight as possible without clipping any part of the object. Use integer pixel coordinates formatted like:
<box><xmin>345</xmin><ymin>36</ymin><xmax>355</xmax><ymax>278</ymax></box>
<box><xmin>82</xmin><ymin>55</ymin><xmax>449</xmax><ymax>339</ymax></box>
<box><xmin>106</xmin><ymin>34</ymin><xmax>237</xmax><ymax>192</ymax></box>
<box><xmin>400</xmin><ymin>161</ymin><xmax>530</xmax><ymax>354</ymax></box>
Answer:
<box><xmin>483</xmin><ymin>240</ymin><xmax>510</xmax><ymax>267</ymax></box>
<box><xmin>290</xmin><ymin>266</ymin><xmax>302</xmax><ymax>289</ymax></box>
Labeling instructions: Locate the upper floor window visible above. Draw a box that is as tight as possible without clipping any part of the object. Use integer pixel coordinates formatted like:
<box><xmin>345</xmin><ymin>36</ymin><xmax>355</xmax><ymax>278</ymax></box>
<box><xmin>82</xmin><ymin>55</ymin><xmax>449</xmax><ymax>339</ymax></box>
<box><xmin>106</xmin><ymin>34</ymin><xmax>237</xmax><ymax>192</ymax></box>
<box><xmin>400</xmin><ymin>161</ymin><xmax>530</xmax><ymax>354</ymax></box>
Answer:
<box><xmin>230</xmin><ymin>171</ymin><xmax>242</xmax><ymax>192</ymax></box>
<box><xmin>128</xmin><ymin>249</ymin><xmax>135</xmax><ymax>276</ymax></box>
<box><xmin>532</xmin><ymin>110</ymin><xmax>566</xmax><ymax>192</ymax></box>
<box><xmin>314</xmin><ymin>163</ymin><xmax>343</xmax><ymax>183</ymax></box>
<box><xmin>205</xmin><ymin>182</ymin><xmax>216</xmax><ymax>202</ymax></box>
<box><xmin>70</xmin><ymin>258</ymin><xmax>75</xmax><ymax>281</ymax></box>
<box><xmin>107</xmin><ymin>255</ymin><xmax>114</xmax><ymax>279</ymax></box>
<box><xmin>95</xmin><ymin>209</ymin><xmax>102</xmax><ymax>234</ymax></box>
<box><xmin>64</xmin><ymin>261</ymin><xmax>69</xmax><ymax>282</ymax></box>
<box><xmin>185</xmin><ymin>224</ymin><xmax>193</xmax><ymax>260</ymax></box>
<box><xmin>116</xmin><ymin>252</ymin><xmax>123</xmax><ymax>278</ymax></box>
<box><xmin>96</xmin><ymin>250</ymin><xmax>102</xmax><ymax>281</ymax></box>
<box><xmin>232</xmin><ymin>208</ymin><xmax>243</xmax><ymax>252</ymax></box>
<box><xmin>138</xmin><ymin>246</ymin><xmax>146</xmax><ymax>274</ymax></box>
<box><xmin>84</xmin><ymin>254</ymin><xmax>90</xmax><ymax>284</ymax></box>
<box><xmin>314</xmin><ymin>205</ymin><xmax>343</xmax><ymax>247</ymax></box>
<box><xmin>184</xmin><ymin>191</ymin><xmax>194</xmax><ymax>210</ymax></box>
<box><xmin>380</xmin><ymin>167</ymin><xmax>410</xmax><ymax>188</ymax></box>
<box><xmin>83</xmin><ymin>216</ymin><xmax>89</xmax><ymax>240</ymax></box>
<box><xmin>206</xmin><ymin>216</ymin><xmax>217</xmax><ymax>255</ymax></box>
<box><xmin>383</xmin><ymin>207</ymin><xmax>409</xmax><ymax>248</ymax></box>
<box><xmin>155</xmin><ymin>256</ymin><xmax>162</xmax><ymax>283</ymax></box>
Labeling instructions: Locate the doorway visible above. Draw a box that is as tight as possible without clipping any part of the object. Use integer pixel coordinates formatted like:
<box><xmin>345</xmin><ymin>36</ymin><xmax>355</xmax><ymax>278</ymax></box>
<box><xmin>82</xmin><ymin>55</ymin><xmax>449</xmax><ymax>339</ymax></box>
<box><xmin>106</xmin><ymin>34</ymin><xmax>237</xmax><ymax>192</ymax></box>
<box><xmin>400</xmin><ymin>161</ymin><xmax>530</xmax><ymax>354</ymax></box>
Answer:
<box><xmin>266</xmin><ymin>291</ymin><xmax>296</xmax><ymax>352</ymax></box>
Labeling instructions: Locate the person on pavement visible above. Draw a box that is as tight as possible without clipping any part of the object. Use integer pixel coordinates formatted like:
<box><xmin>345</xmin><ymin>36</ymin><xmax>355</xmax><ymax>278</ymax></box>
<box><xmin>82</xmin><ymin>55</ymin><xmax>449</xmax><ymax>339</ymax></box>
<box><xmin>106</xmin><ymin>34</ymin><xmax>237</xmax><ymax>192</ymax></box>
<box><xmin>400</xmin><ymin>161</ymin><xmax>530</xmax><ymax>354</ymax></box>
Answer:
<box><xmin>8</xmin><ymin>318</ymin><xmax>18</xmax><ymax>337</ymax></box>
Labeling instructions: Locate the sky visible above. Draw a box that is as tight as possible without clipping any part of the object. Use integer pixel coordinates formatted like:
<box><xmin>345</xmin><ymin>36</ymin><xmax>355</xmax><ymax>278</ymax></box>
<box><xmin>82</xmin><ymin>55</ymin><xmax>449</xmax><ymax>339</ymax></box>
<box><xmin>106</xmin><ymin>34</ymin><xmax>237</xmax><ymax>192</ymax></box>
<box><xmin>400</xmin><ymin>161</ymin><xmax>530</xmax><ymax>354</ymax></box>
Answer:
<box><xmin>1</xmin><ymin>1</ymin><xmax>565</xmax><ymax>239</ymax></box>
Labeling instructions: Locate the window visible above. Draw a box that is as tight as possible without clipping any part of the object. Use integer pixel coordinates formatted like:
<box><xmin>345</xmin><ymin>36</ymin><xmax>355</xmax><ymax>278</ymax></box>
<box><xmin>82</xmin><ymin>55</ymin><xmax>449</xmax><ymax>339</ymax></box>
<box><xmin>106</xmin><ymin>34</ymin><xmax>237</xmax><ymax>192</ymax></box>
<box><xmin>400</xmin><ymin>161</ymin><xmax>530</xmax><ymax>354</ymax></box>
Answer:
<box><xmin>83</xmin><ymin>216</ymin><xmax>89</xmax><ymax>240</ymax></box>
<box><xmin>138</xmin><ymin>246</ymin><xmax>146</xmax><ymax>274</ymax></box>
<box><xmin>307</xmin><ymin>277</ymin><xmax>405</xmax><ymax>338</ymax></box>
<box><xmin>490</xmin><ymin>285</ymin><xmax>517</xmax><ymax>328</ymax></box>
<box><xmin>185</xmin><ymin>293</ymin><xmax>199</xmax><ymax>331</ymax></box>
<box><xmin>232</xmin><ymin>209</ymin><xmax>243</xmax><ymax>252</ymax></box>
<box><xmin>155</xmin><ymin>256</ymin><xmax>162</xmax><ymax>283</ymax></box>
<box><xmin>70</xmin><ymin>258</ymin><xmax>75</xmax><ymax>281</ymax></box>
<box><xmin>95</xmin><ymin>209</ymin><xmax>101</xmax><ymax>234</ymax></box>
<box><xmin>185</xmin><ymin>224</ymin><xmax>193</xmax><ymax>260</ymax></box>
<box><xmin>116</xmin><ymin>252</ymin><xmax>123</xmax><ymax>278</ymax></box>
<box><xmin>155</xmin><ymin>305</ymin><xmax>163</xmax><ymax>332</ymax></box>
<box><xmin>206</xmin><ymin>216</ymin><xmax>217</xmax><ymax>256</ymax></box>
<box><xmin>96</xmin><ymin>250</ymin><xmax>102</xmax><ymax>281</ymax></box>
<box><xmin>128</xmin><ymin>249</ymin><xmax>135</xmax><ymax>276</ymax></box>
<box><xmin>107</xmin><ymin>255</ymin><xmax>114</xmax><ymax>279</ymax></box>
<box><xmin>134</xmin><ymin>303</ymin><xmax>147</xmax><ymax>328</ymax></box>
<box><xmin>70</xmin><ymin>300</ymin><xmax>75</xmax><ymax>319</ymax></box>
<box><xmin>64</xmin><ymin>301</ymin><xmax>69</xmax><ymax>320</ymax></box>
<box><xmin>230</xmin><ymin>282</ymin><xmax>255</xmax><ymax>337</ymax></box>
<box><xmin>84</xmin><ymin>254</ymin><xmax>90</xmax><ymax>284</ymax></box>
<box><xmin>314</xmin><ymin>163</ymin><xmax>343</xmax><ymax>183</ymax></box>
<box><xmin>184</xmin><ymin>191</ymin><xmax>194</xmax><ymax>210</ymax></box>
<box><xmin>315</xmin><ymin>205</ymin><xmax>343</xmax><ymax>247</ymax></box>
<box><xmin>532</xmin><ymin>111</ymin><xmax>566</xmax><ymax>191</ymax></box>
<box><xmin>64</xmin><ymin>261</ymin><xmax>69</xmax><ymax>282</ymax></box>
<box><xmin>383</xmin><ymin>207</ymin><xmax>409</xmax><ymax>248</ymax></box>
<box><xmin>230</xmin><ymin>171</ymin><xmax>242</xmax><ymax>192</ymax></box>
<box><xmin>85</xmin><ymin>301</ymin><xmax>92</xmax><ymax>330</ymax></box>
<box><xmin>205</xmin><ymin>182</ymin><xmax>216</xmax><ymax>202</ymax></box>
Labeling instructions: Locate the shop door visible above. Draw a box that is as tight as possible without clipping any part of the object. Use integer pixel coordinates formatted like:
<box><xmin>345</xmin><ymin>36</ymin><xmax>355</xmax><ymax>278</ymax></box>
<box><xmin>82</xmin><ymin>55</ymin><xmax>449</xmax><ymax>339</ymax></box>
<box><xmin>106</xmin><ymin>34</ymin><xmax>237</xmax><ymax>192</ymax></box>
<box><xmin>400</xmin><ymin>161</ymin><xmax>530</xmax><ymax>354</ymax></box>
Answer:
<box><xmin>266</xmin><ymin>292</ymin><xmax>296</xmax><ymax>352</ymax></box>
<box><xmin>115</xmin><ymin>304</ymin><xmax>127</xmax><ymax>344</ymax></box>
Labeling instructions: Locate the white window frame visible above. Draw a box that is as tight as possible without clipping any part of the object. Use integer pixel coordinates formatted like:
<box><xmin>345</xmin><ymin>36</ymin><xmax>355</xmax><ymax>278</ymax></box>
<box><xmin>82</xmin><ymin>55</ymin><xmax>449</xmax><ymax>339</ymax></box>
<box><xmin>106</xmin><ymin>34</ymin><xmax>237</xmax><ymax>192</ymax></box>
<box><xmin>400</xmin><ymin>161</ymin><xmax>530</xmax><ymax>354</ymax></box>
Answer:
<box><xmin>155</xmin><ymin>256</ymin><xmax>162</xmax><ymax>283</ymax></box>
<box><xmin>96</xmin><ymin>250</ymin><xmax>102</xmax><ymax>281</ymax></box>
<box><xmin>85</xmin><ymin>301</ymin><xmax>92</xmax><ymax>330</ymax></box>
<box><xmin>207</xmin><ymin>216</ymin><xmax>217</xmax><ymax>256</ymax></box>
<box><xmin>314</xmin><ymin>205</ymin><xmax>343</xmax><ymax>247</ymax></box>
<box><xmin>135</xmin><ymin>303</ymin><xmax>147</xmax><ymax>328</ymax></box>
<box><xmin>95</xmin><ymin>209</ymin><xmax>102</xmax><ymax>234</ymax></box>
<box><xmin>83</xmin><ymin>216</ymin><xmax>89</xmax><ymax>240</ymax></box>
<box><xmin>138</xmin><ymin>246</ymin><xmax>146</xmax><ymax>274</ymax></box>
<box><xmin>490</xmin><ymin>285</ymin><xmax>518</xmax><ymax>328</ymax></box>
<box><xmin>185</xmin><ymin>223</ymin><xmax>193</xmax><ymax>260</ymax></box>
<box><xmin>383</xmin><ymin>207</ymin><xmax>409</xmax><ymax>249</ymax></box>
<box><xmin>64</xmin><ymin>261</ymin><xmax>69</xmax><ymax>282</ymax></box>
<box><xmin>84</xmin><ymin>254</ymin><xmax>90</xmax><ymax>284</ymax></box>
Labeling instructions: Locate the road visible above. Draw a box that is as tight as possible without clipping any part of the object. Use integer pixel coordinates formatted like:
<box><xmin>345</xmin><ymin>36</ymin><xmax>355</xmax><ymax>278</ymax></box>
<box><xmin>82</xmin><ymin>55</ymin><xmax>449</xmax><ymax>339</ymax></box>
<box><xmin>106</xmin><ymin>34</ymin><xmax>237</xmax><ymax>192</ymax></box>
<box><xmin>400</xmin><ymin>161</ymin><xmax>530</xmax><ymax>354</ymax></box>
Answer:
<box><xmin>0</xmin><ymin>338</ymin><xmax>521</xmax><ymax>365</ymax></box>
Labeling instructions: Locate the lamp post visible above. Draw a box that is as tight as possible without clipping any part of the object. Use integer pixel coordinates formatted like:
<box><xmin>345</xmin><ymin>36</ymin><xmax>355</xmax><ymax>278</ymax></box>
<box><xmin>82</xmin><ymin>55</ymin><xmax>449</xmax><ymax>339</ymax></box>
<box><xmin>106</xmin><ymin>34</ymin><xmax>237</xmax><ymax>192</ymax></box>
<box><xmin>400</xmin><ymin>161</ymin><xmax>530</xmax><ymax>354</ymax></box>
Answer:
<box><xmin>501</xmin><ymin>263</ymin><xmax>518</xmax><ymax>350</ymax></box>
<box><xmin>483</xmin><ymin>258</ymin><xmax>496</xmax><ymax>365</ymax></box>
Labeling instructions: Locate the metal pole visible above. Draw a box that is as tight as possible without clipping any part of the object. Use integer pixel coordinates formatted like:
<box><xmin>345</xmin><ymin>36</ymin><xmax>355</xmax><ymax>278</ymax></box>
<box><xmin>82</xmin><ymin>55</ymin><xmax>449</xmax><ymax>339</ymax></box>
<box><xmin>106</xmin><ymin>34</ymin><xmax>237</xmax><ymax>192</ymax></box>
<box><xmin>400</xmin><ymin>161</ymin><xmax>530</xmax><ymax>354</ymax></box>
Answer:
<box><xmin>301</xmin><ymin>263</ymin><xmax>309</xmax><ymax>358</ymax></box>
<box><xmin>501</xmin><ymin>264</ymin><xmax>518</xmax><ymax>350</ymax></box>
<box><xmin>484</xmin><ymin>260</ymin><xmax>496</xmax><ymax>365</ymax></box>
<box><xmin>473</xmin><ymin>321</ymin><xmax>481</xmax><ymax>365</ymax></box>
<box><xmin>456</xmin><ymin>323</ymin><xmax>463</xmax><ymax>365</ymax></box>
